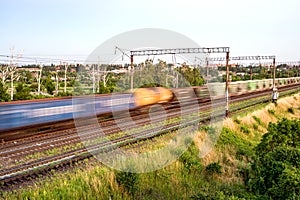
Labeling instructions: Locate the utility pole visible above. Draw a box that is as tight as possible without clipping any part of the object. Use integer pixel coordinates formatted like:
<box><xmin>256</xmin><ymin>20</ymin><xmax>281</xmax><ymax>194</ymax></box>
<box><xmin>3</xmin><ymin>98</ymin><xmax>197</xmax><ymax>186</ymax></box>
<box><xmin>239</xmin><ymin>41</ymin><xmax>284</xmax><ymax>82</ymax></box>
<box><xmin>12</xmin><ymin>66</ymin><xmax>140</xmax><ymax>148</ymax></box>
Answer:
<box><xmin>206</xmin><ymin>56</ymin><xmax>209</xmax><ymax>84</ymax></box>
<box><xmin>64</xmin><ymin>62</ymin><xmax>68</xmax><ymax>93</ymax></box>
<box><xmin>298</xmin><ymin>61</ymin><xmax>300</xmax><ymax>77</ymax></box>
<box><xmin>10</xmin><ymin>47</ymin><xmax>14</xmax><ymax>100</ymax></box>
<box><xmin>171</xmin><ymin>53</ymin><xmax>178</xmax><ymax>88</ymax></box>
<box><xmin>130</xmin><ymin>55</ymin><xmax>134</xmax><ymax>91</ymax></box>
<box><xmin>97</xmin><ymin>56</ymin><xmax>100</xmax><ymax>93</ymax></box>
<box><xmin>225</xmin><ymin>52</ymin><xmax>230</xmax><ymax>117</ymax></box>
<box><xmin>250</xmin><ymin>65</ymin><xmax>253</xmax><ymax>80</ymax></box>
<box><xmin>272</xmin><ymin>58</ymin><xmax>276</xmax><ymax>89</ymax></box>
<box><xmin>115</xmin><ymin>46</ymin><xmax>133</xmax><ymax>91</ymax></box>
<box><xmin>271</xmin><ymin>58</ymin><xmax>278</xmax><ymax>103</ymax></box>
<box><xmin>92</xmin><ymin>64</ymin><xmax>95</xmax><ymax>93</ymax></box>
<box><xmin>37</xmin><ymin>60</ymin><xmax>43</xmax><ymax>95</ymax></box>
<box><xmin>55</xmin><ymin>68</ymin><xmax>59</xmax><ymax>95</ymax></box>
<box><xmin>9</xmin><ymin>47</ymin><xmax>22</xmax><ymax>100</ymax></box>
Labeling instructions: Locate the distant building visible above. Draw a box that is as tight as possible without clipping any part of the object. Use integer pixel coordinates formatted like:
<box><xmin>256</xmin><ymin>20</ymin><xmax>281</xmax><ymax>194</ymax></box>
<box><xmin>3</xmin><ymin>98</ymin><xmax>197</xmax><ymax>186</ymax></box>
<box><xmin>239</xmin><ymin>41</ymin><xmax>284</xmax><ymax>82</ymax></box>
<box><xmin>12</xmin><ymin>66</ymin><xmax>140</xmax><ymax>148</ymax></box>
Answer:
<box><xmin>16</xmin><ymin>67</ymin><xmax>40</xmax><ymax>72</ymax></box>
<box><xmin>236</xmin><ymin>72</ymin><xmax>246</xmax><ymax>76</ymax></box>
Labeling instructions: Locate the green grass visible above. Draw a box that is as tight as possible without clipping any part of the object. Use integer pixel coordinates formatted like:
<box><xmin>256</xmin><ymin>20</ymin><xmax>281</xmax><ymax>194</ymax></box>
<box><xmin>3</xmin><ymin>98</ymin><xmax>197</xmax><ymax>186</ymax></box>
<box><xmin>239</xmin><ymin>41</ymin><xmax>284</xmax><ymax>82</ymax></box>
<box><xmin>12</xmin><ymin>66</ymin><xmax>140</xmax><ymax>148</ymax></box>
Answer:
<box><xmin>1</xmin><ymin>125</ymin><xmax>258</xmax><ymax>200</ymax></box>
<box><xmin>2</xmin><ymin>93</ymin><xmax>300</xmax><ymax>200</ymax></box>
<box><xmin>252</xmin><ymin>116</ymin><xmax>262</xmax><ymax>125</ymax></box>
<box><xmin>268</xmin><ymin>109</ymin><xmax>275</xmax><ymax>115</ymax></box>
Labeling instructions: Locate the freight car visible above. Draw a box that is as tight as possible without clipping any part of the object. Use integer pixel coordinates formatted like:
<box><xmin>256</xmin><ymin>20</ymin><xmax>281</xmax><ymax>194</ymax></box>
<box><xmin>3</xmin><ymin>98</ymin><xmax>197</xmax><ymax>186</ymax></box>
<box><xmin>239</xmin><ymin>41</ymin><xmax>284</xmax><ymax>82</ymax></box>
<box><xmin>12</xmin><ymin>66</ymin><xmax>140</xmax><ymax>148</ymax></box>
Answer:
<box><xmin>0</xmin><ymin>94</ymin><xmax>136</xmax><ymax>132</ymax></box>
<box><xmin>208</xmin><ymin>77</ymin><xmax>300</xmax><ymax>96</ymax></box>
<box><xmin>133</xmin><ymin>87</ymin><xmax>173</xmax><ymax>107</ymax></box>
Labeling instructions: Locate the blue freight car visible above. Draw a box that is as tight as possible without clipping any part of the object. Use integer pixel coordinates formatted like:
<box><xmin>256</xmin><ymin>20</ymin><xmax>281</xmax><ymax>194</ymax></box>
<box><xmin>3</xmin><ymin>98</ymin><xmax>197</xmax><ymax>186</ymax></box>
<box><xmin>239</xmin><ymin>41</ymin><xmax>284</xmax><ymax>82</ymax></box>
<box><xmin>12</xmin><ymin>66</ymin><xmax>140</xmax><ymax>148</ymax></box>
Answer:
<box><xmin>0</xmin><ymin>94</ymin><xmax>135</xmax><ymax>132</ymax></box>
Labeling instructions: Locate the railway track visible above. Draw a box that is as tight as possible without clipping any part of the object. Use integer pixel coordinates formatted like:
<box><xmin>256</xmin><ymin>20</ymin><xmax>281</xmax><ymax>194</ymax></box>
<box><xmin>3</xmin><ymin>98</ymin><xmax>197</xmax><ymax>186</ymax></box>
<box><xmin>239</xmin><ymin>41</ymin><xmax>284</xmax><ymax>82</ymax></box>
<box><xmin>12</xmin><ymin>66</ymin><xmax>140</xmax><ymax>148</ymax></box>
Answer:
<box><xmin>0</xmin><ymin>97</ymin><xmax>210</xmax><ymax>172</ymax></box>
<box><xmin>0</xmin><ymin>84</ymin><xmax>299</xmax><ymax>189</ymax></box>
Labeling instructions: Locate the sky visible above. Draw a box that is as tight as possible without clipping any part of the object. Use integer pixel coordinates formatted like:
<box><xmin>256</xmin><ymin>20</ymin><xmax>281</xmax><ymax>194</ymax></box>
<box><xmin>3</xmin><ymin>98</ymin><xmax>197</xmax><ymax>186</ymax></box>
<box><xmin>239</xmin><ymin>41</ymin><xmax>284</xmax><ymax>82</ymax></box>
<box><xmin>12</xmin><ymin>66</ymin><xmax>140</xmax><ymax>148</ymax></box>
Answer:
<box><xmin>1</xmin><ymin>0</ymin><xmax>300</xmax><ymax>62</ymax></box>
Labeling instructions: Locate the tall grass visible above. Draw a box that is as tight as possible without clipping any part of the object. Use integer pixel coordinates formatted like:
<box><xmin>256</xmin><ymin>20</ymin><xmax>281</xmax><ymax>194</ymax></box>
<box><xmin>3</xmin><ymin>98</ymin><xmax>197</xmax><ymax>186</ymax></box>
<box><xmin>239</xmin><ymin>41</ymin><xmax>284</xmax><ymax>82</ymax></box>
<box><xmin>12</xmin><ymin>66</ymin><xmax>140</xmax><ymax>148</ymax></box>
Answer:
<box><xmin>2</xmin><ymin>93</ymin><xmax>300</xmax><ymax>200</ymax></box>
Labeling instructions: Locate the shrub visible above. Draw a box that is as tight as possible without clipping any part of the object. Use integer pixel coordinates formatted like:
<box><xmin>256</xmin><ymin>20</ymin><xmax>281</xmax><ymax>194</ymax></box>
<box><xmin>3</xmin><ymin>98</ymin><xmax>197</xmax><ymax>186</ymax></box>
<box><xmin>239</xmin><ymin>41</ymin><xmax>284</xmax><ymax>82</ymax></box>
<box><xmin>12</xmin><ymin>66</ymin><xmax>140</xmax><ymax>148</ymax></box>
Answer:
<box><xmin>43</xmin><ymin>76</ymin><xmax>55</xmax><ymax>95</ymax></box>
<box><xmin>29</xmin><ymin>83</ymin><xmax>38</xmax><ymax>92</ymax></box>
<box><xmin>115</xmin><ymin>169</ymin><xmax>139</xmax><ymax>195</ymax></box>
<box><xmin>0</xmin><ymin>82</ymin><xmax>10</xmax><ymax>102</ymax></box>
<box><xmin>247</xmin><ymin>118</ymin><xmax>300</xmax><ymax>199</ymax></box>
<box><xmin>14</xmin><ymin>83</ymin><xmax>33</xmax><ymax>100</ymax></box>
<box><xmin>55</xmin><ymin>92</ymin><xmax>72</xmax><ymax>97</ymax></box>
<box><xmin>206</xmin><ymin>162</ymin><xmax>222</xmax><ymax>175</ymax></box>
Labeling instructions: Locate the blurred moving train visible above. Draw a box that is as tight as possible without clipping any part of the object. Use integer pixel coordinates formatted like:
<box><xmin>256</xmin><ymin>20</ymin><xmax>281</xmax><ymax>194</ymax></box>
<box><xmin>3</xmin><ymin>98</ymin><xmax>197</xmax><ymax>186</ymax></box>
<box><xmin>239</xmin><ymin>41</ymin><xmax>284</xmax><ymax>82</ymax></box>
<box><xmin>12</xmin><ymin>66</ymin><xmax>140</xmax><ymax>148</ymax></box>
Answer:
<box><xmin>0</xmin><ymin>77</ymin><xmax>299</xmax><ymax>133</ymax></box>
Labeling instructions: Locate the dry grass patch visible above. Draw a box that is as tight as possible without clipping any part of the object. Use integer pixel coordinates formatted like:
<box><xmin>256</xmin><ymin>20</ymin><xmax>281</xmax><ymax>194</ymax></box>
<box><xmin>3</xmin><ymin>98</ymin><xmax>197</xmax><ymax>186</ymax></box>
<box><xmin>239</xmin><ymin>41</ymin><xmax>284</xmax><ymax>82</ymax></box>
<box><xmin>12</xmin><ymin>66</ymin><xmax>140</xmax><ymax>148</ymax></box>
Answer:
<box><xmin>193</xmin><ymin>130</ymin><xmax>206</xmax><ymax>149</ymax></box>
<box><xmin>224</xmin><ymin>118</ymin><xmax>238</xmax><ymax>132</ymax></box>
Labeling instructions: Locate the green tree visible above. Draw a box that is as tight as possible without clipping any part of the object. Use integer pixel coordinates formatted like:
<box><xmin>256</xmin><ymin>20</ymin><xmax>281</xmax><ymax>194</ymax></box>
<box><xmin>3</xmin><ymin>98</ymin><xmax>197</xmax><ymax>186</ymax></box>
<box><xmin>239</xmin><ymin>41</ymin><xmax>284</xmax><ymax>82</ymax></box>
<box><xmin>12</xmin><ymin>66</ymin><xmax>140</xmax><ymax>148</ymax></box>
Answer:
<box><xmin>43</xmin><ymin>75</ymin><xmax>55</xmax><ymax>95</ymax></box>
<box><xmin>179</xmin><ymin>66</ymin><xmax>205</xmax><ymax>86</ymax></box>
<box><xmin>13</xmin><ymin>83</ymin><xmax>32</xmax><ymax>100</ymax></box>
<box><xmin>0</xmin><ymin>82</ymin><xmax>10</xmax><ymax>102</ymax></box>
<box><xmin>18</xmin><ymin>70</ymin><xmax>33</xmax><ymax>84</ymax></box>
<box><xmin>247</xmin><ymin>118</ymin><xmax>300</xmax><ymax>199</ymax></box>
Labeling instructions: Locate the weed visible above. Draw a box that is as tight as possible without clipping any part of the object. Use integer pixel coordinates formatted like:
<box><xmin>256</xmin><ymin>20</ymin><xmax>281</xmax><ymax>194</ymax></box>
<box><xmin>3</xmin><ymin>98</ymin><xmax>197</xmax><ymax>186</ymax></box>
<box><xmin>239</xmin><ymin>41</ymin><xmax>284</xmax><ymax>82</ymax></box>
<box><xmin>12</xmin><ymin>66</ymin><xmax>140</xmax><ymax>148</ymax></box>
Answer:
<box><xmin>253</xmin><ymin>124</ymin><xmax>258</xmax><ymax>130</ymax></box>
<box><xmin>184</xmin><ymin>137</ymin><xmax>194</xmax><ymax>145</ymax></box>
<box><xmin>206</xmin><ymin>162</ymin><xmax>222</xmax><ymax>175</ymax></box>
<box><xmin>234</xmin><ymin>118</ymin><xmax>241</xmax><ymax>124</ymax></box>
<box><xmin>179</xmin><ymin>143</ymin><xmax>202</xmax><ymax>173</ymax></box>
<box><xmin>199</xmin><ymin>126</ymin><xmax>209</xmax><ymax>131</ymax></box>
<box><xmin>252</xmin><ymin>116</ymin><xmax>262</xmax><ymax>125</ymax></box>
<box><xmin>115</xmin><ymin>168</ymin><xmax>139</xmax><ymax>196</ymax></box>
<box><xmin>240</xmin><ymin>125</ymin><xmax>250</xmax><ymax>134</ymax></box>
<box><xmin>268</xmin><ymin>109</ymin><xmax>275</xmax><ymax>115</ymax></box>
<box><xmin>287</xmin><ymin>107</ymin><xmax>294</xmax><ymax>114</ymax></box>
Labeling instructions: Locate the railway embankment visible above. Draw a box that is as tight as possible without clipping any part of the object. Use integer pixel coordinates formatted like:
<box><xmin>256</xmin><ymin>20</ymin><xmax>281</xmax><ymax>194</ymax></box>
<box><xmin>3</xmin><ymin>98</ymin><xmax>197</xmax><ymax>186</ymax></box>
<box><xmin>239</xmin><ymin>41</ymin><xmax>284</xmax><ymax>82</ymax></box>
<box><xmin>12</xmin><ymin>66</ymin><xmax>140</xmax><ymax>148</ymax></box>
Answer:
<box><xmin>1</xmin><ymin>93</ymin><xmax>300</xmax><ymax>199</ymax></box>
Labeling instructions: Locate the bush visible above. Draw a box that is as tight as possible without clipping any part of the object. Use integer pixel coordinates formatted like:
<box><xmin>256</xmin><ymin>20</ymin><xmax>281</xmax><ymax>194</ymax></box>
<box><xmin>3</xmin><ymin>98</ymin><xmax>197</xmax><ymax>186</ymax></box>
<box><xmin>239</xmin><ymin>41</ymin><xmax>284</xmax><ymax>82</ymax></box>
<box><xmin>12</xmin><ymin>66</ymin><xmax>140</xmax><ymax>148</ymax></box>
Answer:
<box><xmin>206</xmin><ymin>162</ymin><xmax>222</xmax><ymax>175</ymax></box>
<box><xmin>247</xmin><ymin>118</ymin><xmax>300</xmax><ymax>199</ymax></box>
<box><xmin>43</xmin><ymin>76</ymin><xmax>55</xmax><ymax>95</ymax></box>
<box><xmin>55</xmin><ymin>92</ymin><xmax>72</xmax><ymax>97</ymax></box>
<box><xmin>14</xmin><ymin>83</ymin><xmax>33</xmax><ymax>100</ymax></box>
<box><xmin>29</xmin><ymin>83</ymin><xmax>38</xmax><ymax>92</ymax></box>
<box><xmin>0</xmin><ymin>82</ymin><xmax>10</xmax><ymax>102</ymax></box>
<box><xmin>191</xmin><ymin>183</ymin><xmax>256</xmax><ymax>200</ymax></box>
<box><xmin>115</xmin><ymin>170</ymin><xmax>139</xmax><ymax>195</ymax></box>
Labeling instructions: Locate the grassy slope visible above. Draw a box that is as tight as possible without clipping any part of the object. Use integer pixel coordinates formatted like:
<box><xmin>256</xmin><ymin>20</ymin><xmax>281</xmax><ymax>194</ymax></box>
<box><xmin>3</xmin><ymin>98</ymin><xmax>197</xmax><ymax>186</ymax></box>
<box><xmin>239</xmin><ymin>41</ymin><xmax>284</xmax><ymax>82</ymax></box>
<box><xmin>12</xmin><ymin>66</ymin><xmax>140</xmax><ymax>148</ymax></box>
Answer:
<box><xmin>1</xmin><ymin>93</ymin><xmax>300</xmax><ymax>200</ymax></box>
